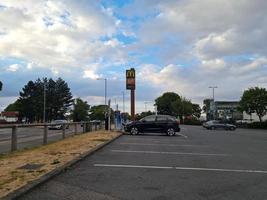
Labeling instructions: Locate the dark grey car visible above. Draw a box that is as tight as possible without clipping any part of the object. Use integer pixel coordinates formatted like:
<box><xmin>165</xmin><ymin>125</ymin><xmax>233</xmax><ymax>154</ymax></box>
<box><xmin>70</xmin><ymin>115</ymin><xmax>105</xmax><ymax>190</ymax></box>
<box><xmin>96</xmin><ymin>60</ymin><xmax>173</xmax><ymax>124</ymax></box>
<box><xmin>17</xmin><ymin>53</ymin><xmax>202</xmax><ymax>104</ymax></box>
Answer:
<box><xmin>203</xmin><ymin>120</ymin><xmax>236</xmax><ymax>130</ymax></box>
<box><xmin>124</xmin><ymin>115</ymin><xmax>180</xmax><ymax>136</ymax></box>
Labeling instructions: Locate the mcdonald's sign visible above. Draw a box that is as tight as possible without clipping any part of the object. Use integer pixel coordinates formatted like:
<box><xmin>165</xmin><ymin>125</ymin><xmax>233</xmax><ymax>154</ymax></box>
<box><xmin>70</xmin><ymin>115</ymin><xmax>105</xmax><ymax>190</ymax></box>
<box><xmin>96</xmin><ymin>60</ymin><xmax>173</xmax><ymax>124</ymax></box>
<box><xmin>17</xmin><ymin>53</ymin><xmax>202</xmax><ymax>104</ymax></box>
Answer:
<box><xmin>126</xmin><ymin>68</ymin><xmax>135</xmax><ymax>90</ymax></box>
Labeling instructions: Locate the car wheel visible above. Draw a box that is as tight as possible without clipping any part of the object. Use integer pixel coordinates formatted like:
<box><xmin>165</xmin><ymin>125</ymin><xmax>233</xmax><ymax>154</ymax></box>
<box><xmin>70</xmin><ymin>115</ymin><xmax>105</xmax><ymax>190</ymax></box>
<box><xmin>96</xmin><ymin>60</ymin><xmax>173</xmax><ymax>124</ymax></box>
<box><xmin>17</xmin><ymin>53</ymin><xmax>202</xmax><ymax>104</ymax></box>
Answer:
<box><xmin>211</xmin><ymin>126</ymin><xmax>215</xmax><ymax>130</ymax></box>
<box><xmin>230</xmin><ymin>127</ymin><xmax>236</xmax><ymax>131</ymax></box>
<box><xmin>130</xmin><ymin>127</ymin><xmax>139</xmax><ymax>135</ymax></box>
<box><xmin>167</xmin><ymin>127</ymin><xmax>176</xmax><ymax>136</ymax></box>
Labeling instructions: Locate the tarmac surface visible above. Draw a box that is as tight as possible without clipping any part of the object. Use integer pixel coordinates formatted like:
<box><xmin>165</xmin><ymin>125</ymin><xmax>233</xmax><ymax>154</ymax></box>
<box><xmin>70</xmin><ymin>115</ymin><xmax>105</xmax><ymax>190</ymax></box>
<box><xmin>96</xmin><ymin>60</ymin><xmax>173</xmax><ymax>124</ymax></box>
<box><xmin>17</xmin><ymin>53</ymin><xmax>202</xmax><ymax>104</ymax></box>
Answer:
<box><xmin>18</xmin><ymin>125</ymin><xmax>267</xmax><ymax>200</ymax></box>
<box><xmin>0</xmin><ymin>125</ymin><xmax>84</xmax><ymax>153</ymax></box>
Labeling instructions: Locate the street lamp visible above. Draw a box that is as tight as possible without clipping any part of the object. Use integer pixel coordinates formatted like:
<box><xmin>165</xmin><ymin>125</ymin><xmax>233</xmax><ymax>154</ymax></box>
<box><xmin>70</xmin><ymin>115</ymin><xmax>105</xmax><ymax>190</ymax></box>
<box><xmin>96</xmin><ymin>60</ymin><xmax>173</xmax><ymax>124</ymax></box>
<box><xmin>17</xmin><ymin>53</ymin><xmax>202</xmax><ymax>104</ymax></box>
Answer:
<box><xmin>43</xmin><ymin>82</ymin><xmax>47</xmax><ymax>123</ymax></box>
<box><xmin>97</xmin><ymin>78</ymin><xmax>108</xmax><ymax>130</ymax></box>
<box><xmin>209</xmin><ymin>86</ymin><xmax>218</xmax><ymax>120</ymax></box>
<box><xmin>97</xmin><ymin>78</ymin><xmax>107</xmax><ymax>106</ymax></box>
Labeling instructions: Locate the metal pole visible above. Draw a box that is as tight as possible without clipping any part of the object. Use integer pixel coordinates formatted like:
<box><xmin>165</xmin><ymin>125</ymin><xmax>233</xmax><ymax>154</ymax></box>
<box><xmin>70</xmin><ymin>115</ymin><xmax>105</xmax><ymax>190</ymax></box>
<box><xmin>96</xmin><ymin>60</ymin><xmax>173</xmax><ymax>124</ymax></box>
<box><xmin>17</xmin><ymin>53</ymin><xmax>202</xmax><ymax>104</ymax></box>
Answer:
<box><xmin>62</xmin><ymin>124</ymin><xmax>66</xmax><ymax>139</ymax></box>
<box><xmin>43</xmin><ymin>83</ymin><xmax>46</xmax><ymax>123</ymax></box>
<box><xmin>131</xmin><ymin>90</ymin><xmax>135</xmax><ymax>121</ymax></box>
<box><xmin>74</xmin><ymin>123</ymin><xmax>78</xmax><ymax>134</ymax></box>
<box><xmin>209</xmin><ymin>86</ymin><xmax>218</xmax><ymax>120</ymax></box>
<box><xmin>105</xmin><ymin>79</ymin><xmax>107</xmax><ymax>106</ymax></box>
<box><xmin>11</xmin><ymin>125</ymin><xmax>17</xmax><ymax>151</ymax></box>
<box><xmin>43</xmin><ymin>124</ymin><xmax>48</xmax><ymax>145</ymax></box>
<box><xmin>122</xmin><ymin>91</ymin><xmax>125</xmax><ymax>113</ymax></box>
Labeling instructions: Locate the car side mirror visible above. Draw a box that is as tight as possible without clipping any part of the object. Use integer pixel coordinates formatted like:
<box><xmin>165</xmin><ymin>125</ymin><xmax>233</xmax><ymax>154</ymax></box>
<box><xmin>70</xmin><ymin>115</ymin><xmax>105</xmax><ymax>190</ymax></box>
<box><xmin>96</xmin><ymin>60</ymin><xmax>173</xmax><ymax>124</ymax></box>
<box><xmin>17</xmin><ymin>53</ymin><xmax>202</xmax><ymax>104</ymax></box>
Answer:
<box><xmin>142</xmin><ymin>119</ymin><xmax>146</xmax><ymax>122</ymax></box>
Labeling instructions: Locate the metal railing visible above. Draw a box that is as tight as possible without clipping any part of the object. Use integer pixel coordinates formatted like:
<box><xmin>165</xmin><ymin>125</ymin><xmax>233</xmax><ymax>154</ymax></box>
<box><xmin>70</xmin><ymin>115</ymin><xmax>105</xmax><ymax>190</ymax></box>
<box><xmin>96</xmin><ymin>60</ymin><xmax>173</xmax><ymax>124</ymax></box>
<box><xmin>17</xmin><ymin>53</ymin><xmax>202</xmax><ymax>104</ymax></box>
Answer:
<box><xmin>0</xmin><ymin>121</ymin><xmax>103</xmax><ymax>152</ymax></box>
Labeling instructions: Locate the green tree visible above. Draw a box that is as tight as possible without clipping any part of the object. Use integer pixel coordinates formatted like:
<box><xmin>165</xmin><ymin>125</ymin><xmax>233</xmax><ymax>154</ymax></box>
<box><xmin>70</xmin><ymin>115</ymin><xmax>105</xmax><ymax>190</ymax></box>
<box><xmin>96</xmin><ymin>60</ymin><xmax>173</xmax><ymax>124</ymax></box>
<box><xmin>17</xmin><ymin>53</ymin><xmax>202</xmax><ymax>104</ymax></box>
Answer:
<box><xmin>155</xmin><ymin>92</ymin><xmax>182</xmax><ymax>116</ymax></box>
<box><xmin>89</xmin><ymin>105</ymin><xmax>114</xmax><ymax>121</ymax></box>
<box><xmin>239</xmin><ymin>87</ymin><xmax>267</xmax><ymax>122</ymax></box>
<box><xmin>135</xmin><ymin>111</ymin><xmax>154</xmax><ymax>120</ymax></box>
<box><xmin>192</xmin><ymin>103</ymin><xmax>202</xmax><ymax>118</ymax></box>
<box><xmin>4</xmin><ymin>100</ymin><xmax>22</xmax><ymax>112</ymax></box>
<box><xmin>71</xmin><ymin>98</ymin><xmax>90</xmax><ymax>122</ymax></box>
<box><xmin>18</xmin><ymin>78</ymin><xmax>73</xmax><ymax>122</ymax></box>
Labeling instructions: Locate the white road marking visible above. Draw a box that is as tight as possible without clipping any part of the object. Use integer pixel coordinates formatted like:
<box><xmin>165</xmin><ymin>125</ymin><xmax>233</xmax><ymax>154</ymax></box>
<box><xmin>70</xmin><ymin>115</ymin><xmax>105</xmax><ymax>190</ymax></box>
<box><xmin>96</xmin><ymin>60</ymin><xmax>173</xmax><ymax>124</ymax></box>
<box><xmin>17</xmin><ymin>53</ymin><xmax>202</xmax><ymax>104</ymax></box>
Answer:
<box><xmin>111</xmin><ymin>150</ymin><xmax>229</xmax><ymax>156</ymax></box>
<box><xmin>94</xmin><ymin>164</ymin><xmax>173</xmax><ymax>169</ymax></box>
<box><xmin>174</xmin><ymin>167</ymin><xmax>267</xmax><ymax>174</ymax></box>
<box><xmin>176</xmin><ymin>133</ymin><xmax>188</xmax><ymax>138</ymax></box>
<box><xmin>118</xmin><ymin>143</ymin><xmax>203</xmax><ymax>147</ymax></box>
<box><xmin>94</xmin><ymin>164</ymin><xmax>267</xmax><ymax>174</ymax></box>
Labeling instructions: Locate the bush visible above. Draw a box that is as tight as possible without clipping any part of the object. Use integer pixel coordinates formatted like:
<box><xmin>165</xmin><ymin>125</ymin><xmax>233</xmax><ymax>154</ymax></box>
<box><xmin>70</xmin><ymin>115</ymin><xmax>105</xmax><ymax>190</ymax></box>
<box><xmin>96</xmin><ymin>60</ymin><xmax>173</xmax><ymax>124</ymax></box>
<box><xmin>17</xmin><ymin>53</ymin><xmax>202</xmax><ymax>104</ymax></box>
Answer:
<box><xmin>183</xmin><ymin>118</ymin><xmax>202</xmax><ymax>126</ymax></box>
<box><xmin>247</xmin><ymin>121</ymin><xmax>267</xmax><ymax>129</ymax></box>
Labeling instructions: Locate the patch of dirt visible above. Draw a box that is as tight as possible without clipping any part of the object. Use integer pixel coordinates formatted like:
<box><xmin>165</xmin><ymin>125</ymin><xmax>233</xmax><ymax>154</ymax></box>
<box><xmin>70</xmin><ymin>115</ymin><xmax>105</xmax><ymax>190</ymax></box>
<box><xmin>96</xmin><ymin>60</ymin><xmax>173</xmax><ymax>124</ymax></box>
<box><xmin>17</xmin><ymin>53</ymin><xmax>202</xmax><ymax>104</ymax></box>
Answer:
<box><xmin>0</xmin><ymin>131</ymin><xmax>120</xmax><ymax>198</ymax></box>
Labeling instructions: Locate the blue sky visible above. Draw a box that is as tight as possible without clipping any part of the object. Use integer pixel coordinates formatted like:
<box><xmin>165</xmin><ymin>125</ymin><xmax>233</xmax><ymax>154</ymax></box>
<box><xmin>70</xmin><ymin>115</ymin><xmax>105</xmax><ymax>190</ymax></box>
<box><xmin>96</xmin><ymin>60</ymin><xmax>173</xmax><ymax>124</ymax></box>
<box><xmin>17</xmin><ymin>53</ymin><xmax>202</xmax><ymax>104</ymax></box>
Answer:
<box><xmin>0</xmin><ymin>0</ymin><xmax>267</xmax><ymax>112</ymax></box>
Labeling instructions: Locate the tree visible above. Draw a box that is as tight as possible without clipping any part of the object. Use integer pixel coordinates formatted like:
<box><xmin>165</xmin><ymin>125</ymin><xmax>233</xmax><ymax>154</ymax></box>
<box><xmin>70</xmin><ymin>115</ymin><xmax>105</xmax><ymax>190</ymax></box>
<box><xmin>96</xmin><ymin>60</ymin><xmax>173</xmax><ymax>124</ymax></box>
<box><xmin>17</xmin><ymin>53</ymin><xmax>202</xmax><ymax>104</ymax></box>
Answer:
<box><xmin>71</xmin><ymin>98</ymin><xmax>90</xmax><ymax>122</ymax></box>
<box><xmin>17</xmin><ymin>78</ymin><xmax>73</xmax><ymax>122</ymax></box>
<box><xmin>4</xmin><ymin>100</ymin><xmax>22</xmax><ymax>112</ymax></box>
<box><xmin>0</xmin><ymin>81</ymin><xmax>2</xmax><ymax>91</ymax></box>
<box><xmin>135</xmin><ymin>111</ymin><xmax>154</xmax><ymax>120</ymax></box>
<box><xmin>192</xmin><ymin>103</ymin><xmax>202</xmax><ymax>118</ymax></box>
<box><xmin>155</xmin><ymin>92</ymin><xmax>182</xmax><ymax>116</ymax></box>
<box><xmin>89</xmin><ymin>105</ymin><xmax>114</xmax><ymax>122</ymax></box>
<box><xmin>239</xmin><ymin>87</ymin><xmax>267</xmax><ymax>122</ymax></box>
<box><xmin>154</xmin><ymin>92</ymin><xmax>201</xmax><ymax>122</ymax></box>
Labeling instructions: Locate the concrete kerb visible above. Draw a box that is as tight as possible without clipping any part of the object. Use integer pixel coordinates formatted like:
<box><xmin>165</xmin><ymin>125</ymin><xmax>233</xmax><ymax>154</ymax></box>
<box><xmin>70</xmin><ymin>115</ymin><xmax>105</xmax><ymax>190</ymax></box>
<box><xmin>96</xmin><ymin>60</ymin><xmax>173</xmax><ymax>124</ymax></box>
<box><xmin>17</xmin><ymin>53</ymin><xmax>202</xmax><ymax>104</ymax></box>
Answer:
<box><xmin>2</xmin><ymin>132</ymin><xmax>123</xmax><ymax>200</ymax></box>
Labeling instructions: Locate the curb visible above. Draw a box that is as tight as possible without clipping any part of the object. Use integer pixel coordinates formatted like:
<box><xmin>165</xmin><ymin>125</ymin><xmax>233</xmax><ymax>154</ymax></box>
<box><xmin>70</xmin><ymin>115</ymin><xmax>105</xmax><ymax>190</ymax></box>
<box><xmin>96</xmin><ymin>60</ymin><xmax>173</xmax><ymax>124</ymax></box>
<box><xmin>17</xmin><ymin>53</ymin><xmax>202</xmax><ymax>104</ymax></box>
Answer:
<box><xmin>2</xmin><ymin>133</ymin><xmax>123</xmax><ymax>200</ymax></box>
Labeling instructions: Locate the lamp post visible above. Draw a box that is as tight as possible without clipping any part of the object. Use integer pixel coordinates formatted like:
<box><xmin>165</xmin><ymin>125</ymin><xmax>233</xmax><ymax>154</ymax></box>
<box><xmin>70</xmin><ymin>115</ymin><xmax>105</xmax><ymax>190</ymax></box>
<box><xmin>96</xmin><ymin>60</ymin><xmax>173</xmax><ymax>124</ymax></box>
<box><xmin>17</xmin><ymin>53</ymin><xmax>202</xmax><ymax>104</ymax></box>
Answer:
<box><xmin>97</xmin><ymin>78</ymin><xmax>108</xmax><ymax>130</ymax></box>
<box><xmin>43</xmin><ymin>82</ymin><xmax>47</xmax><ymax>123</ymax></box>
<box><xmin>122</xmin><ymin>91</ymin><xmax>125</xmax><ymax>113</ymax></box>
<box><xmin>209</xmin><ymin>86</ymin><xmax>218</xmax><ymax>120</ymax></box>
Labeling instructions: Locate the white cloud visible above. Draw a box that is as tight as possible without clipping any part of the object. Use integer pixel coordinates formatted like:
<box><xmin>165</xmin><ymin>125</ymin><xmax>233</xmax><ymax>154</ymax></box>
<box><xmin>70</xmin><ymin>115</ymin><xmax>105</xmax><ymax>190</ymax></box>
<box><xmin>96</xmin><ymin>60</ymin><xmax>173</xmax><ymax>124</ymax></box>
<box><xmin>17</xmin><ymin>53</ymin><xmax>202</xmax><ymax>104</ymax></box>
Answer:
<box><xmin>83</xmin><ymin>70</ymin><xmax>100</xmax><ymax>79</ymax></box>
<box><xmin>0</xmin><ymin>0</ymin><xmax>126</xmax><ymax>73</ymax></box>
<box><xmin>6</xmin><ymin>64</ymin><xmax>20</xmax><ymax>72</ymax></box>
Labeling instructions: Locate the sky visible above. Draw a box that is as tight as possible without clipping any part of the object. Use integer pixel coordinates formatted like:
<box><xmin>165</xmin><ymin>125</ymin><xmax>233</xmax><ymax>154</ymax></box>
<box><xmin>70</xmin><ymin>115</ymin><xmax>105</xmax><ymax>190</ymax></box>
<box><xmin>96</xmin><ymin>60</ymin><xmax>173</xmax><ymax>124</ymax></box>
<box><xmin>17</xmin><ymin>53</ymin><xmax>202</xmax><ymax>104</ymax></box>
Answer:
<box><xmin>0</xmin><ymin>0</ymin><xmax>267</xmax><ymax>113</ymax></box>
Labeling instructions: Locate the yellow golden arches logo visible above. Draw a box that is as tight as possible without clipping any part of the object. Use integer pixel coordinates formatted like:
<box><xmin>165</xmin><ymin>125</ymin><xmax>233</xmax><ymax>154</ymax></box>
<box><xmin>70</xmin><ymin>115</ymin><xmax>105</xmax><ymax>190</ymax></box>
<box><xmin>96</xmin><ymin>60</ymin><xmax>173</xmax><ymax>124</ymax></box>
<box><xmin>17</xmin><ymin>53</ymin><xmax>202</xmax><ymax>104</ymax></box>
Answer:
<box><xmin>126</xmin><ymin>68</ymin><xmax>135</xmax><ymax>78</ymax></box>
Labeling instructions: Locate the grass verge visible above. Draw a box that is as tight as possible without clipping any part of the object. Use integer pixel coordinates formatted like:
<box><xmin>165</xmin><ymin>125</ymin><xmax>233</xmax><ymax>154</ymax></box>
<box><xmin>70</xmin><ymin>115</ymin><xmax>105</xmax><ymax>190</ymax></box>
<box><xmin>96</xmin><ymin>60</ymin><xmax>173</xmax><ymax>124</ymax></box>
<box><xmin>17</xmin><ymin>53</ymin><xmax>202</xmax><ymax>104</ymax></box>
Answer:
<box><xmin>0</xmin><ymin>131</ymin><xmax>120</xmax><ymax>198</ymax></box>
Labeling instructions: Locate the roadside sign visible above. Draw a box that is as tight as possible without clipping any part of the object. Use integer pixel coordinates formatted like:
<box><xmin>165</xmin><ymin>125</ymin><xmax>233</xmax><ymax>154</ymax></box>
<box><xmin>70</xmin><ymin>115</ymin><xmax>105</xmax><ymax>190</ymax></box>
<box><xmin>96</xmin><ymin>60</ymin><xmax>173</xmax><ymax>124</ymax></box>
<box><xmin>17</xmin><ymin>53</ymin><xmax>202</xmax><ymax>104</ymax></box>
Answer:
<box><xmin>126</xmin><ymin>68</ymin><xmax>135</xmax><ymax>90</ymax></box>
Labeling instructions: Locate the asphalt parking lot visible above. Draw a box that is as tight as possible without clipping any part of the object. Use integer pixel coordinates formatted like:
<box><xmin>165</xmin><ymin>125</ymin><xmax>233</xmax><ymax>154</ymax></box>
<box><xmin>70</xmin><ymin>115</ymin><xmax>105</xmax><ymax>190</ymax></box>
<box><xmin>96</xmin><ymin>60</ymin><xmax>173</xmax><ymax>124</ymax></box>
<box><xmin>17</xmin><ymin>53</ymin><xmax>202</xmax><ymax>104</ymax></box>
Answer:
<box><xmin>19</xmin><ymin>125</ymin><xmax>267</xmax><ymax>200</ymax></box>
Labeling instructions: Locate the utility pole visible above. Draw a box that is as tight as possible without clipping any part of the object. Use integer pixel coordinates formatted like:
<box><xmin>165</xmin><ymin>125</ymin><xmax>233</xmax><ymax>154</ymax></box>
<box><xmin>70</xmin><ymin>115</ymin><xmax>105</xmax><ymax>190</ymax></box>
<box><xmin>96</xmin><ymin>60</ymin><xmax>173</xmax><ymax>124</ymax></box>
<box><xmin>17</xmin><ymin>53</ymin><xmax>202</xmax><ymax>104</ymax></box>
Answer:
<box><xmin>43</xmin><ymin>82</ymin><xmax>46</xmax><ymax>123</ymax></box>
<box><xmin>209</xmin><ymin>86</ymin><xmax>218</xmax><ymax>120</ymax></box>
<box><xmin>122</xmin><ymin>91</ymin><xmax>125</xmax><ymax>113</ymax></box>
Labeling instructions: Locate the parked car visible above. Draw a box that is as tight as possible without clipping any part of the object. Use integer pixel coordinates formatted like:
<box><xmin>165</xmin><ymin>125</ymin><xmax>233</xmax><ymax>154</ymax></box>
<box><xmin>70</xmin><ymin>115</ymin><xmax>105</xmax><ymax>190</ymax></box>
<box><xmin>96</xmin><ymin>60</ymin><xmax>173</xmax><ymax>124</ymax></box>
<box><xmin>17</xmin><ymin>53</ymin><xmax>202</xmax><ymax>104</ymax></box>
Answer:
<box><xmin>124</xmin><ymin>115</ymin><xmax>180</xmax><ymax>136</ymax></box>
<box><xmin>48</xmin><ymin>120</ymin><xmax>69</xmax><ymax>130</ymax></box>
<box><xmin>203</xmin><ymin>120</ymin><xmax>236</xmax><ymax>130</ymax></box>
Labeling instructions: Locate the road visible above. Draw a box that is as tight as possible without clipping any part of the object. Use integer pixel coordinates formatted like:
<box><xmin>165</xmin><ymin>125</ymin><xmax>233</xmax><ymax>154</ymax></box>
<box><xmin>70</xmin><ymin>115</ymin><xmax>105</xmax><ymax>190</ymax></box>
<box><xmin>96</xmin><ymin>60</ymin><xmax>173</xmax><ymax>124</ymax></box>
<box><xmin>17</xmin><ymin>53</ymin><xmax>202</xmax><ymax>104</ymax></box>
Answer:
<box><xmin>0</xmin><ymin>124</ymin><xmax>84</xmax><ymax>153</ymax></box>
<box><xmin>19</xmin><ymin>125</ymin><xmax>267</xmax><ymax>200</ymax></box>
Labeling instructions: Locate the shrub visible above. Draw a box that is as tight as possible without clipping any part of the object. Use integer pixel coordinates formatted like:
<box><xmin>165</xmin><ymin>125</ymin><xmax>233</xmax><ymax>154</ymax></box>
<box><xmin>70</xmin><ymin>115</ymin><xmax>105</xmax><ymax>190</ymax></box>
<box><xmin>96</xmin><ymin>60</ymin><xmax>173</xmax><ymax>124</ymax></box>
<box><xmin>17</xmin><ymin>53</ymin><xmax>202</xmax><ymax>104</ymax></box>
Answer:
<box><xmin>247</xmin><ymin>121</ymin><xmax>267</xmax><ymax>129</ymax></box>
<box><xmin>183</xmin><ymin>118</ymin><xmax>202</xmax><ymax>125</ymax></box>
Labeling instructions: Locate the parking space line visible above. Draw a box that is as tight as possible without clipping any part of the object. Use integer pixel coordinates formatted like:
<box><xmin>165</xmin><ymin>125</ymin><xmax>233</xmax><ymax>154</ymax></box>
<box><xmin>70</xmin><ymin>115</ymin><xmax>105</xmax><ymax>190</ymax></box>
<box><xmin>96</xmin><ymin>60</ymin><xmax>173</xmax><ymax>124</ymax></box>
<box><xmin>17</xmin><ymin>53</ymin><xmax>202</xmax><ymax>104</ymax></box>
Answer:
<box><xmin>93</xmin><ymin>164</ymin><xmax>267</xmax><ymax>174</ymax></box>
<box><xmin>176</xmin><ymin>133</ymin><xmax>188</xmax><ymax>138</ymax></box>
<box><xmin>94</xmin><ymin>164</ymin><xmax>173</xmax><ymax>169</ymax></box>
<box><xmin>118</xmin><ymin>143</ymin><xmax>203</xmax><ymax>147</ymax></box>
<box><xmin>111</xmin><ymin>150</ymin><xmax>229</xmax><ymax>156</ymax></box>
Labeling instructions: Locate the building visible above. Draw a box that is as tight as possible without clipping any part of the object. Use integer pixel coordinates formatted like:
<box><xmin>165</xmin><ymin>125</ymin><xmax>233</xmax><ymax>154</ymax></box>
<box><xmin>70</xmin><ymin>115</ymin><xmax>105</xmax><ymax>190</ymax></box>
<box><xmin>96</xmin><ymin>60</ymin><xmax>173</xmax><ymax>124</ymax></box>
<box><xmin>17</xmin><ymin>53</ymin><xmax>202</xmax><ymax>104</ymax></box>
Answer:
<box><xmin>0</xmin><ymin>111</ymin><xmax>19</xmax><ymax>123</ymax></box>
<box><xmin>215</xmin><ymin>101</ymin><xmax>243</xmax><ymax>120</ymax></box>
<box><xmin>204</xmin><ymin>100</ymin><xmax>242</xmax><ymax>121</ymax></box>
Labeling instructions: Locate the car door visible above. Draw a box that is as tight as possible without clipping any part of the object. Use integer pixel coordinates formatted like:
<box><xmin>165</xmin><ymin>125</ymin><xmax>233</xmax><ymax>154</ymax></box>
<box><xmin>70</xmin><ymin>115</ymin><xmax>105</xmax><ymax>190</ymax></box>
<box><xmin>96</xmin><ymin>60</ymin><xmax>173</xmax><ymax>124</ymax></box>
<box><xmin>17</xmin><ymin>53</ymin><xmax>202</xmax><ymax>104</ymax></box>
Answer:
<box><xmin>155</xmin><ymin>115</ymin><xmax>168</xmax><ymax>132</ymax></box>
<box><xmin>141</xmin><ymin>115</ymin><xmax>157</xmax><ymax>132</ymax></box>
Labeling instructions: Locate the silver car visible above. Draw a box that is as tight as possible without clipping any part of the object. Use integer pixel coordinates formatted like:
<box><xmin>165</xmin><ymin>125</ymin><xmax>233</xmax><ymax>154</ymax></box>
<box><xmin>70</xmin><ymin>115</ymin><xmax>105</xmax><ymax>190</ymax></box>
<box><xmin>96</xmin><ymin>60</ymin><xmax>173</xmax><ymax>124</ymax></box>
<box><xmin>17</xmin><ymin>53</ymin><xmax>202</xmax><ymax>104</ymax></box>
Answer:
<box><xmin>48</xmin><ymin>120</ymin><xmax>69</xmax><ymax>130</ymax></box>
<box><xmin>203</xmin><ymin>120</ymin><xmax>236</xmax><ymax>130</ymax></box>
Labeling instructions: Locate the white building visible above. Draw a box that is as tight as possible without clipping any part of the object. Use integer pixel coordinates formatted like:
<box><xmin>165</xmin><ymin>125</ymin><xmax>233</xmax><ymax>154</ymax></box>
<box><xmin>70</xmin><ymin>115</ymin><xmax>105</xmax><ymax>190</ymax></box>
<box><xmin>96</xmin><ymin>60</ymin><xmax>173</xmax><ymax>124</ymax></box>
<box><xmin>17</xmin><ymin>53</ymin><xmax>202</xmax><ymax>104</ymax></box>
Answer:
<box><xmin>243</xmin><ymin>112</ymin><xmax>267</xmax><ymax>122</ymax></box>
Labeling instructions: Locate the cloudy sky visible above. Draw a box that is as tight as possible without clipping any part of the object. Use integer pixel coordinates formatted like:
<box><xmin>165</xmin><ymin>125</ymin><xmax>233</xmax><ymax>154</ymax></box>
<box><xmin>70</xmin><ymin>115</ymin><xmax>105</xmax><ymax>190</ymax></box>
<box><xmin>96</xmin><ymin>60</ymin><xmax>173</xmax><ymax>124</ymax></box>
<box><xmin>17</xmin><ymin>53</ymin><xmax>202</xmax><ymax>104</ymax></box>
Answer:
<box><xmin>0</xmin><ymin>0</ymin><xmax>267</xmax><ymax>113</ymax></box>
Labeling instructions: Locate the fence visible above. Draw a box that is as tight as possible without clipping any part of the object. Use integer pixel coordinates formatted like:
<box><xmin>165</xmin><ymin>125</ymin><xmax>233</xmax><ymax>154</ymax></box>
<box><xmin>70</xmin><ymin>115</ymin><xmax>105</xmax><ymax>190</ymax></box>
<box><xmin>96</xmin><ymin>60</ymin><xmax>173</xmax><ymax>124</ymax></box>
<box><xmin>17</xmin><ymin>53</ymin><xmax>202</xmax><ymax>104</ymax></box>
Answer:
<box><xmin>0</xmin><ymin>121</ymin><xmax>103</xmax><ymax>152</ymax></box>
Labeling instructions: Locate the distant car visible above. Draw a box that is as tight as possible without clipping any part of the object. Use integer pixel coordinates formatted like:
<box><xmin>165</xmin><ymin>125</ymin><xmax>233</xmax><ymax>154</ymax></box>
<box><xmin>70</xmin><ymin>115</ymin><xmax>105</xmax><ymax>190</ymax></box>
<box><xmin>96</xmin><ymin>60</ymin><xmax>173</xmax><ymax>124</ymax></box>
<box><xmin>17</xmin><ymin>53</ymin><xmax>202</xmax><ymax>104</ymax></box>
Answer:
<box><xmin>124</xmin><ymin>115</ymin><xmax>180</xmax><ymax>136</ymax></box>
<box><xmin>48</xmin><ymin>120</ymin><xmax>69</xmax><ymax>130</ymax></box>
<box><xmin>203</xmin><ymin>120</ymin><xmax>236</xmax><ymax>130</ymax></box>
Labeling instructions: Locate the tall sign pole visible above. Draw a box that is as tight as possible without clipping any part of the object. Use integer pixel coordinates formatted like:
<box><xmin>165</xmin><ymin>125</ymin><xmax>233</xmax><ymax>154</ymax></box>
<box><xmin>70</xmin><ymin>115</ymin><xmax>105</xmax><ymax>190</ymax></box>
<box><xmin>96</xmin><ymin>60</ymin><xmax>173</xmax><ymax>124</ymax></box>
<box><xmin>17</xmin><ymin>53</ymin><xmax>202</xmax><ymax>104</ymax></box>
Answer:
<box><xmin>126</xmin><ymin>68</ymin><xmax>136</xmax><ymax>121</ymax></box>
